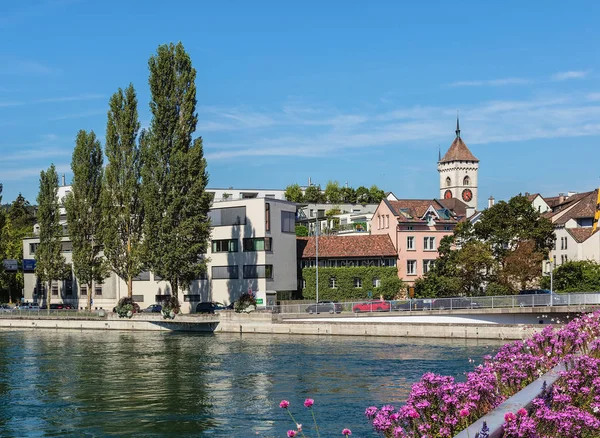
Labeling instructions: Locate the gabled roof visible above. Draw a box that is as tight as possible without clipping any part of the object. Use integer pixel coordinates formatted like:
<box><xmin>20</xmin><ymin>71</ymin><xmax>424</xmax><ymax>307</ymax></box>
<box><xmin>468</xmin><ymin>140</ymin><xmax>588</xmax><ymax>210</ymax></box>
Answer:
<box><xmin>385</xmin><ymin>198</ymin><xmax>465</xmax><ymax>223</ymax></box>
<box><xmin>525</xmin><ymin>193</ymin><xmax>540</xmax><ymax>202</ymax></box>
<box><xmin>439</xmin><ymin>136</ymin><xmax>479</xmax><ymax>163</ymax></box>
<box><xmin>566</xmin><ymin>228</ymin><xmax>597</xmax><ymax>243</ymax></box>
<box><xmin>297</xmin><ymin>235</ymin><xmax>397</xmax><ymax>259</ymax></box>
<box><xmin>553</xmin><ymin>190</ymin><xmax>598</xmax><ymax>225</ymax></box>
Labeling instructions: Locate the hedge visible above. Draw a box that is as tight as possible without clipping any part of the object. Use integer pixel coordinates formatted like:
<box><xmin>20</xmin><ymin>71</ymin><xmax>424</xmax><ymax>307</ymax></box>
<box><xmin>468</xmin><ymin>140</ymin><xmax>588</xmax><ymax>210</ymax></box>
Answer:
<box><xmin>301</xmin><ymin>266</ymin><xmax>403</xmax><ymax>301</ymax></box>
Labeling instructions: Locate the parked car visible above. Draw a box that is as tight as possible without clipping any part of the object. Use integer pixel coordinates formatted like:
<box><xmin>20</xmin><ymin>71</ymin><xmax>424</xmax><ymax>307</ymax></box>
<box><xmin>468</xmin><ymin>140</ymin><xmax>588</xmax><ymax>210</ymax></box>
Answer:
<box><xmin>352</xmin><ymin>300</ymin><xmax>391</xmax><ymax>313</ymax></box>
<box><xmin>196</xmin><ymin>302</ymin><xmax>218</xmax><ymax>314</ymax></box>
<box><xmin>393</xmin><ymin>299</ymin><xmax>435</xmax><ymax>311</ymax></box>
<box><xmin>0</xmin><ymin>304</ymin><xmax>12</xmax><ymax>313</ymax></box>
<box><xmin>214</xmin><ymin>302</ymin><xmax>234</xmax><ymax>311</ymax></box>
<box><xmin>432</xmin><ymin>297</ymin><xmax>482</xmax><ymax>310</ymax></box>
<box><xmin>305</xmin><ymin>301</ymin><xmax>342</xmax><ymax>314</ymax></box>
<box><xmin>517</xmin><ymin>290</ymin><xmax>566</xmax><ymax>307</ymax></box>
<box><xmin>40</xmin><ymin>303</ymin><xmax>74</xmax><ymax>310</ymax></box>
<box><xmin>143</xmin><ymin>304</ymin><xmax>163</xmax><ymax>313</ymax></box>
<box><xmin>15</xmin><ymin>303</ymin><xmax>40</xmax><ymax>311</ymax></box>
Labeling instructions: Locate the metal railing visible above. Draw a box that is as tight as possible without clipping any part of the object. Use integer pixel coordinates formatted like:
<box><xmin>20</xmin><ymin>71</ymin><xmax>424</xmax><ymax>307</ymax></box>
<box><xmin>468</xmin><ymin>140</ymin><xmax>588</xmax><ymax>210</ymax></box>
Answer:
<box><xmin>0</xmin><ymin>308</ymin><xmax>107</xmax><ymax>319</ymax></box>
<box><xmin>272</xmin><ymin>292</ymin><xmax>600</xmax><ymax>315</ymax></box>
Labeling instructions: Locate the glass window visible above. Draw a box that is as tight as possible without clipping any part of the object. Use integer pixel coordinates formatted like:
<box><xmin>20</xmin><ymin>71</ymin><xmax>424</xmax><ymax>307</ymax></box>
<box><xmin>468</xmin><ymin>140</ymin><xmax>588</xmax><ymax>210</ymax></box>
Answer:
<box><xmin>61</xmin><ymin>242</ymin><xmax>73</xmax><ymax>252</ymax></box>
<box><xmin>265</xmin><ymin>203</ymin><xmax>271</xmax><ymax>231</ymax></box>
<box><xmin>212</xmin><ymin>239</ymin><xmax>238</xmax><ymax>253</ymax></box>
<box><xmin>463</xmin><ymin>176</ymin><xmax>470</xmax><ymax>186</ymax></box>
<box><xmin>407</xmin><ymin>236</ymin><xmax>415</xmax><ymax>250</ymax></box>
<box><xmin>212</xmin><ymin>266</ymin><xmax>239</xmax><ymax>279</ymax></box>
<box><xmin>94</xmin><ymin>284</ymin><xmax>103</xmax><ymax>296</ymax></box>
<box><xmin>208</xmin><ymin>206</ymin><xmax>246</xmax><ymax>226</ymax></box>
<box><xmin>243</xmin><ymin>238</ymin><xmax>272</xmax><ymax>251</ymax></box>
<box><xmin>407</xmin><ymin>260</ymin><xmax>416</xmax><ymax>275</ymax></box>
<box><xmin>133</xmin><ymin>271</ymin><xmax>151</xmax><ymax>281</ymax></box>
<box><xmin>424</xmin><ymin>237</ymin><xmax>436</xmax><ymax>251</ymax></box>
<box><xmin>80</xmin><ymin>285</ymin><xmax>87</xmax><ymax>296</ymax></box>
<box><xmin>373</xmin><ymin>278</ymin><xmax>381</xmax><ymax>288</ymax></box>
<box><xmin>281</xmin><ymin>211</ymin><xmax>296</xmax><ymax>233</ymax></box>
<box><xmin>29</xmin><ymin>243</ymin><xmax>39</xmax><ymax>255</ymax></box>
<box><xmin>423</xmin><ymin>260</ymin><xmax>435</xmax><ymax>274</ymax></box>
<box><xmin>51</xmin><ymin>281</ymin><xmax>59</xmax><ymax>296</ymax></box>
<box><xmin>243</xmin><ymin>265</ymin><xmax>273</xmax><ymax>279</ymax></box>
<box><xmin>446</xmin><ymin>177</ymin><xmax>451</xmax><ymax>187</ymax></box>
<box><xmin>354</xmin><ymin>277</ymin><xmax>362</xmax><ymax>288</ymax></box>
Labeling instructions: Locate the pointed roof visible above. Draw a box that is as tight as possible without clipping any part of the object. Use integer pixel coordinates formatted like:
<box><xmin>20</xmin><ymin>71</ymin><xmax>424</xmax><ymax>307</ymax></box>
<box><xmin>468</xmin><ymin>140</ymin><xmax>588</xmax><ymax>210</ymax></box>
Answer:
<box><xmin>439</xmin><ymin>117</ymin><xmax>479</xmax><ymax>163</ymax></box>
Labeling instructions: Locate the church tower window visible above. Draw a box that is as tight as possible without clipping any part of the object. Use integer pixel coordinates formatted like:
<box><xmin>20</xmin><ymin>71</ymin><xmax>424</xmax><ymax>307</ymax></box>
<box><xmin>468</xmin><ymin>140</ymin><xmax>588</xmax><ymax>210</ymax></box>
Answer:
<box><xmin>463</xmin><ymin>176</ymin><xmax>470</xmax><ymax>186</ymax></box>
<box><xmin>446</xmin><ymin>177</ymin><xmax>451</xmax><ymax>187</ymax></box>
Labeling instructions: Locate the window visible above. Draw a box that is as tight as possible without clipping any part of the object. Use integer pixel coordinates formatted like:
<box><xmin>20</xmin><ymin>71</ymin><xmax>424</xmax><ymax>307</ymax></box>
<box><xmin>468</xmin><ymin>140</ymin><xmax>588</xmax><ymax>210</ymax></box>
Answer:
<box><xmin>446</xmin><ymin>177</ymin><xmax>451</xmax><ymax>187</ymax></box>
<box><xmin>564</xmin><ymin>237</ymin><xmax>567</xmax><ymax>250</ymax></box>
<box><xmin>423</xmin><ymin>260</ymin><xmax>435</xmax><ymax>274</ymax></box>
<box><xmin>386</xmin><ymin>215</ymin><xmax>390</xmax><ymax>229</ymax></box>
<box><xmin>243</xmin><ymin>237</ymin><xmax>272</xmax><ymax>252</ymax></box>
<box><xmin>329</xmin><ymin>277</ymin><xmax>336</xmax><ymax>288</ymax></box>
<box><xmin>553</xmin><ymin>255</ymin><xmax>557</xmax><ymax>266</ymax></box>
<box><xmin>95</xmin><ymin>284</ymin><xmax>103</xmax><ymax>296</ymax></box>
<box><xmin>407</xmin><ymin>226</ymin><xmax>414</xmax><ymax>231</ymax></box>
<box><xmin>302</xmin><ymin>278</ymin><xmax>306</xmax><ymax>289</ymax></box>
<box><xmin>132</xmin><ymin>295</ymin><xmax>144</xmax><ymax>302</ymax></box>
<box><xmin>281</xmin><ymin>211</ymin><xmax>296</xmax><ymax>233</ymax></box>
<box><xmin>378</xmin><ymin>215</ymin><xmax>381</xmax><ymax>229</ymax></box>
<box><xmin>184</xmin><ymin>295</ymin><xmax>202</xmax><ymax>302</ymax></box>
<box><xmin>373</xmin><ymin>278</ymin><xmax>381</xmax><ymax>288</ymax></box>
<box><xmin>354</xmin><ymin>277</ymin><xmax>362</xmax><ymax>288</ymax></box>
<box><xmin>407</xmin><ymin>236</ymin><xmax>415</xmax><ymax>250</ymax></box>
<box><xmin>463</xmin><ymin>176</ymin><xmax>470</xmax><ymax>186</ymax></box>
<box><xmin>80</xmin><ymin>285</ymin><xmax>87</xmax><ymax>296</ymax></box>
<box><xmin>61</xmin><ymin>242</ymin><xmax>73</xmax><ymax>252</ymax></box>
<box><xmin>208</xmin><ymin>206</ymin><xmax>246</xmax><ymax>226</ymax></box>
<box><xmin>424</xmin><ymin>237</ymin><xmax>436</xmax><ymax>251</ymax></box>
<box><xmin>212</xmin><ymin>265</ymin><xmax>239</xmax><ymax>279</ymax></box>
<box><xmin>407</xmin><ymin>260</ymin><xmax>417</xmax><ymax>275</ymax></box>
<box><xmin>553</xmin><ymin>239</ymin><xmax>556</xmax><ymax>250</ymax></box>
<box><xmin>29</xmin><ymin>243</ymin><xmax>39</xmax><ymax>255</ymax></box>
<box><xmin>133</xmin><ymin>271</ymin><xmax>151</xmax><ymax>281</ymax></box>
<box><xmin>560</xmin><ymin>237</ymin><xmax>564</xmax><ymax>250</ymax></box>
<box><xmin>212</xmin><ymin>239</ymin><xmax>238</xmax><ymax>253</ymax></box>
<box><xmin>51</xmin><ymin>281</ymin><xmax>59</xmax><ymax>296</ymax></box>
<box><xmin>243</xmin><ymin>265</ymin><xmax>273</xmax><ymax>279</ymax></box>
<box><xmin>444</xmin><ymin>225</ymin><xmax>451</xmax><ymax>231</ymax></box>
<box><xmin>265</xmin><ymin>203</ymin><xmax>271</xmax><ymax>231</ymax></box>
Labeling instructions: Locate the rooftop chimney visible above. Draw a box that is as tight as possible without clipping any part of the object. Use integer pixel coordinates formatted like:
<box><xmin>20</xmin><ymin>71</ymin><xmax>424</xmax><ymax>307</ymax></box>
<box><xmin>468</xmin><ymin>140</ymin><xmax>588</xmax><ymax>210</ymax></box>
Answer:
<box><xmin>488</xmin><ymin>196</ymin><xmax>495</xmax><ymax>208</ymax></box>
<box><xmin>558</xmin><ymin>193</ymin><xmax>566</xmax><ymax>204</ymax></box>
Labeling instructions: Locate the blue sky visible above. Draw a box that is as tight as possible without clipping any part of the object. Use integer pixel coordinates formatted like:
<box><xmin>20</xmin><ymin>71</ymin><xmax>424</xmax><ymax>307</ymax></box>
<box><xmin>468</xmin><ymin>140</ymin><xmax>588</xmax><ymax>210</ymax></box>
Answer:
<box><xmin>1</xmin><ymin>0</ymin><xmax>599</xmax><ymax>210</ymax></box>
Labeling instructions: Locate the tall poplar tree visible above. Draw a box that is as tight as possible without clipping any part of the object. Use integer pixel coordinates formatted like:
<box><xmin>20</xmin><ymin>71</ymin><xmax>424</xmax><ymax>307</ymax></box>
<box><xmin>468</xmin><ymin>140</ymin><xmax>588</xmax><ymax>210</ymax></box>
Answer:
<box><xmin>141</xmin><ymin>42</ymin><xmax>212</xmax><ymax>305</ymax></box>
<box><xmin>102</xmin><ymin>84</ymin><xmax>144</xmax><ymax>298</ymax></box>
<box><xmin>65</xmin><ymin>130</ymin><xmax>106</xmax><ymax>310</ymax></box>
<box><xmin>35</xmin><ymin>165</ymin><xmax>67</xmax><ymax>309</ymax></box>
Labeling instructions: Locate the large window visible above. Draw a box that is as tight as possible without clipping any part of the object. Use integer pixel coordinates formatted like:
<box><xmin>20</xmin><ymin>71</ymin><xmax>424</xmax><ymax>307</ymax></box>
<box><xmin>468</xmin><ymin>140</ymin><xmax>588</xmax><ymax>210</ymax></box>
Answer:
<box><xmin>243</xmin><ymin>237</ymin><xmax>272</xmax><ymax>252</ymax></box>
<box><xmin>407</xmin><ymin>236</ymin><xmax>415</xmax><ymax>250</ymax></box>
<box><xmin>242</xmin><ymin>265</ymin><xmax>273</xmax><ymax>279</ymax></box>
<box><xmin>212</xmin><ymin>265</ymin><xmax>239</xmax><ymax>279</ymax></box>
<box><xmin>212</xmin><ymin>239</ymin><xmax>238</xmax><ymax>253</ymax></box>
<box><xmin>423</xmin><ymin>260</ymin><xmax>435</xmax><ymax>274</ymax></box>
<box><xmin>407</xmin><ymin>260</ymin><xmax>416</xmax><ymax>275</ymax></box>
<box><xmin>463</xmin><ymin>176</ymin><xmax>470</xmax><ymax>186</ymax></box>
<box><xmin>208</xmin><ymin>206</ymin><xmax>246</xmax><ymax>227</ymax></box>
<box><xmin>281</xmin><ymin>211</ymin><xmax>296</xmax><ymax>233</ymax></box>
<box><xmin>51</xmin><ymin>281</ymin><xmax>59</xmax><ymax>296</ymax></box>
<box><xmin>424</xmin><ymin>237</ymin><xmax>436</xmax><ymax>251</ymax></box>
<box><xmin>95</xmin><ymin>284</ymin><xmax>103</xmax><ymax>296</ymax></box>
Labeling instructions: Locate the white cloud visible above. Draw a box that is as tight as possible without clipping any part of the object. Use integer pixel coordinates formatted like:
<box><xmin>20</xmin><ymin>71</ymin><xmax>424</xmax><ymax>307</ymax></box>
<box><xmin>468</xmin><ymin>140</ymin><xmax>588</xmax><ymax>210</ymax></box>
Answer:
<box><xmin>551</xmin><ymin>70</ymin><xmax>590</xmax><ymax>81</ymax></box>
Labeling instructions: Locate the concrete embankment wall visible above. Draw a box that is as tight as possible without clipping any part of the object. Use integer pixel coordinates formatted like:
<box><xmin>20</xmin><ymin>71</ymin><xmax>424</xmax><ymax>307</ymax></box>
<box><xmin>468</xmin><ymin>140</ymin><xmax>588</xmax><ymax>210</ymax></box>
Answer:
<box><xmin>216</xmin><ymin>312</ymin><xmax>540</xmax><ymax>340</ymax></box>
<box><xmin>0</xmin><ymin>312</ymin><xmax>542</xmax><ymax>340</ymax></box>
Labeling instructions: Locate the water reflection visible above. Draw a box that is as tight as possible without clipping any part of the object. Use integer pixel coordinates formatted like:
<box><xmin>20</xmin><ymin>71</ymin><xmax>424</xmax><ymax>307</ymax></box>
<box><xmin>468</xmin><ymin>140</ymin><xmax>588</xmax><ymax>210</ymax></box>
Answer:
<box><xmin>0</xmin><ymin>330</ymin><xmax>502</xmax><ymax>437</ymax></box>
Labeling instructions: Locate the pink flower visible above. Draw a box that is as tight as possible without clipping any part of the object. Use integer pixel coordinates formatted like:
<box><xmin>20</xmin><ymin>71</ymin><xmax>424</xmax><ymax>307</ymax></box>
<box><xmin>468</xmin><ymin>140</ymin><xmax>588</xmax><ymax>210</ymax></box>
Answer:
<box><xmin>459</xmin><ymin>408</ymin><xmax>470</xmax><ymax>417</ymax></box>
<box><xmin>279</xmin><ymin>400</ymin><xmax>290</xmax><ymax>409</ymax></box>
<box><xmin>287</xmin><ymin>430</ymin><xmax>297</xmax><ymax>437</ymax></box>
<box><xmin>504</xmin><ymin>412</ymin><xmax>516</xmax><ymax>422</ymax></box>
<box><xmin>342</xmin><ymin>428</ymin><xmax>352</xmax><ymax>436</ymax></box>
<box><xmin>304</xmin><ymin>398</ymin><xmax>314</xmax><ymax>408</ymax></box>
<box><xmin>296</xmin><ymin>424</ymin><xmax>302</xmax><ymax>431</ymax></box>
<box><xmin>408</xmin><ymin>408</ymin><xmax>420</xmax><ymax>419</ymax></box>
<box><xmin>517</xmin><ymin>408</ymin><xmax>528</xmax><ymax>417</ymax></box>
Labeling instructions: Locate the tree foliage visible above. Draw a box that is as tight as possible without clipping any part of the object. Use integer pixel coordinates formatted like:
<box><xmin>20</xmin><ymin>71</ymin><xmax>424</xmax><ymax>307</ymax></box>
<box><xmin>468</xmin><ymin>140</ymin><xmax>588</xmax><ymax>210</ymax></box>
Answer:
<box><xmin>284</xmin><ymin>183</ymin><xmax>304</xmax><ymax>203</ymax></box>
<box><xmin>102</xmin><ymin>84</ymin><xmax>145</xmax><ymax>298</ymax></box>
<box><xmin>141</xmin><ymin>42</ymin><xmax>212</xmax><ymax>301</ymax></box>
<box><xmin>324</xmin><ymin>180</ymin><xmax>342</xmax><ymax>204</ymax></box>
<box><xmin>340</xmin><ymin>186</ymin><xmax>356</xmax><ymax>204</ymax></box>
<box><xmin>295</xmin><ymin>225</ymin><xmax>309</xmax><ymax>237</ymax></box>
<box><xmin>35</xmin><ymin>165</ymin><xmax>67</xmax><ymax>308</ymax></box>
<box><xmin>65</xmin><ymin>130</ymin><xmax>107</xmax><ymax>310</ymax></box>
<box><xmin>303</xmin><ymin>184</ymin><xmax>324</xmax><ymax>203</ymax></box>
<box><xmin>540</xmin><ymin>260</ymin><xmax>600</xmax><ymax>292</ymax></box>
<box><xmin>501</xmin><ymin>240</ymin><xmax>545</xmax><ymax>290</ymax></box>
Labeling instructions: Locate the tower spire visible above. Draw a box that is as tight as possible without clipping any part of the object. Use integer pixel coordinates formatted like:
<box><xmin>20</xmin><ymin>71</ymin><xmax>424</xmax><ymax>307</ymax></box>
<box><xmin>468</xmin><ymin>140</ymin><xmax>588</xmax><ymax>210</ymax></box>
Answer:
<box><xmin>455</xmin><ymin>111</ymin><xmax>461</xmax><ymax>138</ymax></box>
<box><xmin>438</xmin><ymin>145</ymin><xmax>441</xmax><ymax>162</ymax></box>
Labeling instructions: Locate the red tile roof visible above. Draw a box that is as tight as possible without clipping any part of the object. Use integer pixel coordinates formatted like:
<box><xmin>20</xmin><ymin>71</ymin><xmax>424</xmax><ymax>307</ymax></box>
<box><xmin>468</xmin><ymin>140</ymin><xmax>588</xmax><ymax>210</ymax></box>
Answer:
<box><xmin>297</xmin><ymin>235</ymin><xmax>397</xmax><ymax>259</ymax></box>
<box><xmin>567</xmin><ymin>228</ymin><xmax>597</xmax><ymax>243</ymax></box>
<box><xmin>386</xmin><ymin>199</ymin><xmax>463</xmax><ymax>223</ymax></box>
<box><xmin>554</xmin><ymin>190</ymin><xmax>598</xmax><ymax>225</ymax></box>
<box><xmin>439</xmin><ymin>136</ymin><xmax>479</xmax><ymax>163</ymax></box>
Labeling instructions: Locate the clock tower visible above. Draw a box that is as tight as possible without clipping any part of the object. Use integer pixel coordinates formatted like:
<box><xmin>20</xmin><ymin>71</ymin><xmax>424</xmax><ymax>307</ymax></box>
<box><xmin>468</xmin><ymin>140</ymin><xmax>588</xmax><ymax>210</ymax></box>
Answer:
<box><xmin>438</xmin><ymin>117</ymin><xmax>479</xmax><ymax>210</ymax></box>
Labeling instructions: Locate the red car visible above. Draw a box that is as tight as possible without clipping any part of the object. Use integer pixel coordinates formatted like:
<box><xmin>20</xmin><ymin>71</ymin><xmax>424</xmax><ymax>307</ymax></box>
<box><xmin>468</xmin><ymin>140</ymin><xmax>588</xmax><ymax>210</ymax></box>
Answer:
<box><xmin>352</xmin><ymin>300</ymin><xmax>391</xmax><ymax>313</ymax></box>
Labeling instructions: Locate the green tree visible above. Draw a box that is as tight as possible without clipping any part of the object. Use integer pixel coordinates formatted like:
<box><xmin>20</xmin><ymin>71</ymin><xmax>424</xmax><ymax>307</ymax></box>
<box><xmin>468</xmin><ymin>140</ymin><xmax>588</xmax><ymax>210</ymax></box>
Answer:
<box><xmin>454</xmin><ymin>241</ymin><xmax>498</xmax><ymax>296</ymax></box>
<box><xmin>295</xmin><ymin>225</ymin><xmax>309</xmax><ymax>237</ymax></box>
<box><xmin>541</xmin><ymin>260</ymin><xmax>600</xmax><ymax>292</ymax></box>
<box><xmin>141</xmin><ymin>42</ymin><xmax>212</xmax><ymax>305</ymax></box>
<box><xmin>369</xmin><ymin>185</ymin><xmax>386</xmax><ymax>203</ymax></box>
<box><xmin>102</xmin><ymin>84</ymin><xmax>145</xmax><ymax>299</ymax></box>
<box><xmin>324</xmin><ymin>180</ymin><xmax>342</xmax><ymax>204</ymax></box>
<box><xmin>35</xmin><ymin>165</ymin><xmax>67</xmax><ymax>309</ymax></box>
<box><xmin>65</xmin><ymin>130</ymin><xmax>106</xmax><ymax>310</ymax></box>
<box><xmin>340</xmin><ymin>186</ymin><xmax>356</xmax><ymax>204</ymax></box>
<box><xmin>355</xmin><ymin>186</ymin><xmax>370</xmax><ymax>204</ymax></box>
<box><xmin>0</xmin><ymin>194</ymin><xmax>35</xmax><ymax>302</ymax></box>
<box><xmin>284</xmin><ymin>183</ymin><xmax>304</xmax><ymax>203</ymax></box>
<box><xmin>303</xmin><ymin>184</ymin><xmax>324</xmax><ymax>203</ymax></box>
<box><xmin>0</xmin><ymin>184</ymin><xmax>5</xmax><ymax>293</ymax></box>
<box><xmin>501</xmin><ymin>240</ymin><xmax>545</xmax><ymax>291</ymax></box>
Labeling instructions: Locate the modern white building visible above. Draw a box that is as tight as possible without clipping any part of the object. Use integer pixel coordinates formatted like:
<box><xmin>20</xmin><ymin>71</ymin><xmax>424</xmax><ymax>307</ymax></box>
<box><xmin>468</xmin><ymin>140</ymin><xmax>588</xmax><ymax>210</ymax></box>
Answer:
<box><xmin>207</xmin><ymin>187</ymin><xmax>287</xmax><ymax>203</ymax></box>
<box><xmin>23</xmin><ymin>196</ymin><xmax>298</xmax><ymax>312</ymax></box>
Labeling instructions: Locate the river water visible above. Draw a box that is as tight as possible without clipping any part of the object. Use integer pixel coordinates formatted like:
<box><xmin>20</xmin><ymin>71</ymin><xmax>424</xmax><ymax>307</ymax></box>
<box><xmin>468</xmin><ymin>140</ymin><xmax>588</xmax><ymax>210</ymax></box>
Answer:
<box><xmin>0</xmin><ymin>330</ymin><xmax>502</xmax><ymax>437</ymax></box>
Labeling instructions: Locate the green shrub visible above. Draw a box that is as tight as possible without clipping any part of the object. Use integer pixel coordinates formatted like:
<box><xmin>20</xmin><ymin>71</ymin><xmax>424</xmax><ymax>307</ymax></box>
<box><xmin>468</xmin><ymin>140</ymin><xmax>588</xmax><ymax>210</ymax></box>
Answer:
<box><xmin>161</xmin><ymin>296</ymin><xmax>180</xmax><ymax>319</ymax></box>
<box><xmin>235</xmin><ymin>292</ymin><xmax>257</xmax><ymax>313</ymax></box>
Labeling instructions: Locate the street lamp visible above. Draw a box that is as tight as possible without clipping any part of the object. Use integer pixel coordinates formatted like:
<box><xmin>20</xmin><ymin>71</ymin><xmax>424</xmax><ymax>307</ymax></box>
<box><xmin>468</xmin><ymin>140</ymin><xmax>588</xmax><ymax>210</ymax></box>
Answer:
<box><xmin>546</xmin><ymin>260</ymin><xmax>554</xmax><ymax>294</ymax></box>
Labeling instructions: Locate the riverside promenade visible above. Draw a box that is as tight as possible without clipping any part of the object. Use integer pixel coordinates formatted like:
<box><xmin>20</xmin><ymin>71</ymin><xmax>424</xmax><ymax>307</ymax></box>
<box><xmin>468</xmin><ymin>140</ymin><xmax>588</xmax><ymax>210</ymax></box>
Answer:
<box><xmin>0</xmin><ymin>308</ymin><xmax>580</xmax><ymax>340</ymax></box>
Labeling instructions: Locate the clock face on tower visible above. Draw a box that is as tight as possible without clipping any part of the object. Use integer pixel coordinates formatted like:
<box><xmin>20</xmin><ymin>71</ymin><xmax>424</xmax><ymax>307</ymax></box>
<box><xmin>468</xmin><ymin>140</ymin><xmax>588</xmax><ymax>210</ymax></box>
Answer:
<box><xmin>462</xmin><ymin>189</ymin><xmax>473</xmax><ymax>202</ymax></box>
<box><xmin>444</xmin><ymin>190</ymin><xmax>453</xmax><ymax>199</ymax></box>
